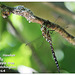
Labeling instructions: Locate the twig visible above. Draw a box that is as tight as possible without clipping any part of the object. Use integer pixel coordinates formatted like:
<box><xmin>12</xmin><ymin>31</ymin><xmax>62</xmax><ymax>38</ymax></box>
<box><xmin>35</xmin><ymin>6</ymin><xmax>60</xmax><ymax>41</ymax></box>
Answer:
<box><xmin>1</xmin><ymin>4</ymin><xmax>75</xmax><ymax>73</ymax></box>
<box><xmin>6</xmin><ymin>18</ymin><xmax>47</xmax><ymax>72</ymax></box>
<box><xmin>0</xmin><ymin>4</ymin><xmax>75</xmax><ymax>45</ymax></box>
<box><xmin>6</xmin><ymin>18</ymin><xmax>25</xmax><ymax>43</ymax></box>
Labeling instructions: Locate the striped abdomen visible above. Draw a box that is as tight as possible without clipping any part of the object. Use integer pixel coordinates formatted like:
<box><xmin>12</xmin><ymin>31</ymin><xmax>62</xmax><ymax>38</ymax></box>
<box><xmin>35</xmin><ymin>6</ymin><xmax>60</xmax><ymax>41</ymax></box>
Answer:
<box><xmin>41</xmin><ymin>25</ymin><xmax>60</xmax><ymax>73</ymax></box>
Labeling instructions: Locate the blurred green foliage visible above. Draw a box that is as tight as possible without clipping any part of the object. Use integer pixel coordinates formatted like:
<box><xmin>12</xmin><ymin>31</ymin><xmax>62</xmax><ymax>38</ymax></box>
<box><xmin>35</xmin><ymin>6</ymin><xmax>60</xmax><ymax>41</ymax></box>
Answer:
<box><xmin>0</xmin><ymin>2</ymin><xmax>75</xmax><ymax>73</ymax></box>
<box><xmin>65</xmin><ymin>2</ymin><xmax>75</xmax><ymax>13</ymax></box>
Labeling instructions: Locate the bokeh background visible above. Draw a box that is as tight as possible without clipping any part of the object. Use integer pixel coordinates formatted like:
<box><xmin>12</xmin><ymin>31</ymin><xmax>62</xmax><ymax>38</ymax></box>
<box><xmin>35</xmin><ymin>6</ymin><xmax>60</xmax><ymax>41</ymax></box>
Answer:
<box><xmin>0</xmin><ymin>2</ymin><xmax>75</xmax><ymax>73</ymax></box>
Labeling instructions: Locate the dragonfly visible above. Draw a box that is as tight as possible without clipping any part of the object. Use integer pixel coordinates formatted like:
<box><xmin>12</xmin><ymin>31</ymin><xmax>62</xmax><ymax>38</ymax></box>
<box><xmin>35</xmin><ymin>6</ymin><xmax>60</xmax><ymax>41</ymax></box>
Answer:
<box><xmin>1</xmin><ymin>4</ymin><xmax>75</xmax><ymax>73</ymax></box>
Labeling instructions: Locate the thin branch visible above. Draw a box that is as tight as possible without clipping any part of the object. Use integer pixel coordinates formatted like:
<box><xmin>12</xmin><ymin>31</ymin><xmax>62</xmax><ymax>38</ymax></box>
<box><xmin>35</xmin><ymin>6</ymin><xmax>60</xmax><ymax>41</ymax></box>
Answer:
<box><xmin>6</xmin><ymin>18</ymin><xmax>25</xmax><ymax>43</ymax></box>
<box><xmin>6</xmin><ymin>18</ymin><xmax>47</xmax><ymax>72</ymax></box>
<box><xmin>1</xmin><ymin>4</ymin><xmax>75</xmax><ymax>45</ymax></box>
